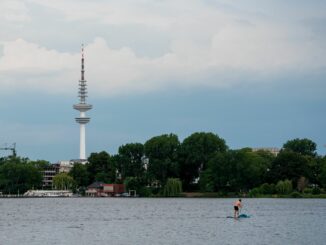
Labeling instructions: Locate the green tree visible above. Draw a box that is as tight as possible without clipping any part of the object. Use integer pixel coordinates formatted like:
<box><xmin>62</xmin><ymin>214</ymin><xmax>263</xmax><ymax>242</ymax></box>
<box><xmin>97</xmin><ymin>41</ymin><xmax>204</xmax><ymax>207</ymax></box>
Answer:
<box><xmin>253</xmin><ymin>149</ymin><xmax>276</xmax><ymax>182</ymax></box>
<box><xmin>200</xmin><ymin>152</ymin><xmax>232</xmax><ymax>192</ymax></box>
<box><xmin>123</xmin><ymin>176</ymin><xmax>151</xmax><ymax>196</ymax></box>
<box><xmin>163</xmin><ymin>178</ymin><xmax>182</xmax><ymax>197</ymax></box>
<box><xmin>237</xmin><ymin>149</ymin><xmax>272</xmax><ymax>190</ymax></box>
<box><xmin>319</xmin><ymin>157</ymin><xmax>326</xmax><ymax>188</ymax></box>
<box><xmin>144</xmin><ymin>134</ymin><xmax>180</xmax><ymax>185</ymax></box>
<box><xmin>268</xmin><ymin>151</ymin><xmax>310</xmax><ymax>185</ymax></box>
<box><xmin>124</xmin><ymin>177</ymin><xmax>142</xmax><ymax>192</ymax></box>
<box><xmin>69</xmin><ymin>163</ymin><xmax>89</xmax><ymax>187</ymax></box>
<box><xmin>0</xmin><ymin>159</ymin><xmax>42</xmax><ymax>194</ymax></box>
<box><xmin>283</xmin><ymin>138</ymin><xmax>317</xmax><ymax>157</ymax></box>
<box><xmin>0</xmin><ymin>156</ymin><xmax>29</xmax><ymax>165</ymax></box>
<box><xmin>308</xmin><ymin>156</ymin><xmax>326</xmax><ymax>186</ymax></box>
<box><xmin>116</xmin><ymin>143</ymin><xmax>145</xmax><ymax>179</ymax></box>
<box><xmin>259</xmin><ymin>183</ymin><xmax>276</xmax><ymax>194</ymax></box>
<box><xmin>200</xmin><ymin>149</ymin><xmax>270</xmax><ymax>192</ymax></box>
<box><xmin>179</xmin><ymin>132</ymin><xmax>228</xmax><ymax>190</ymax></box>
<box><xmin>87</xmin><ymin>151</ymin><xmax>116</xmax><ymax>183</ymax></box>
<box><xmin>53</xmin><ymin>173</ymin><xmax>75</xmax><ymax>190</ymax></box>
<box><xmin>29</xmin><ymin>160</ymin><xmax>51</xmax><ymax>170</ymax></box>
<box><xmin>276</xmin><ymin>179</ymin><xmax>293</xmax><ymax>194</ymax></box>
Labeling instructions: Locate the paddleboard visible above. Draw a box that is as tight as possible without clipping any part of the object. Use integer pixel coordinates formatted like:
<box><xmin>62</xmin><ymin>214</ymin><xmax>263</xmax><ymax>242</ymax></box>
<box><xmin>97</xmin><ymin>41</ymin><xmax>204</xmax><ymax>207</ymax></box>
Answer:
<box><xmin>226</xmin><ymin>214</ymin><xmax>251</xmax><ymax>218</ymax></box>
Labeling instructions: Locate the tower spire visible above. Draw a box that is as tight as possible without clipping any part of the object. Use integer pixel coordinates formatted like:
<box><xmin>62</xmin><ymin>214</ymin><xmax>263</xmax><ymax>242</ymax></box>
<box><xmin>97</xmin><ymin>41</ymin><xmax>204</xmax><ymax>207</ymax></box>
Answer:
<box><xmin>81</xmin><ymin>44</ymin><xmax>85</xmax><ymax>81</ymax></box>
<box><xmin>78</xmin><ymin>44</ymin><xmax>87</xmax><ymax>104</ymax></box>
<box><xmin>73</xmin><ymin>44</ymin><xmax>93</xmax><ymax>162</ymax></box>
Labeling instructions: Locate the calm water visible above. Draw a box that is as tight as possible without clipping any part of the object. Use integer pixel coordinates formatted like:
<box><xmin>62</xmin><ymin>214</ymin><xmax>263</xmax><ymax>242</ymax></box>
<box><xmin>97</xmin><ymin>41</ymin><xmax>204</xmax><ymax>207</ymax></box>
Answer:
<box><xmin>0</xmin><ymin>198</ymin><xmax>325</xmax><ymax>245</ymax></box>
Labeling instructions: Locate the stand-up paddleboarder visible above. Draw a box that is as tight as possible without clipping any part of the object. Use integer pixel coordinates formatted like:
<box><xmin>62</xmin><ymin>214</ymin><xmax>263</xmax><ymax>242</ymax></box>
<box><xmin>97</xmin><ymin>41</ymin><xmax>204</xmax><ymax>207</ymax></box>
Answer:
<box><xmin>234</xmin><ymin>199</ymin><xmax>242</xmax><ymax>219</ymax></box>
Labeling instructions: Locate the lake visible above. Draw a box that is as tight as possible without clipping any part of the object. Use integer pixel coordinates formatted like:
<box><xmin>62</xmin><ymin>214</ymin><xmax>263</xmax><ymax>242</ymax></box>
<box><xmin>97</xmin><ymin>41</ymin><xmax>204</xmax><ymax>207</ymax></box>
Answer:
<box><xmin>0</xmin><ymin>198</ymin><xmax>325</xmax><ymax>245</ymax></box>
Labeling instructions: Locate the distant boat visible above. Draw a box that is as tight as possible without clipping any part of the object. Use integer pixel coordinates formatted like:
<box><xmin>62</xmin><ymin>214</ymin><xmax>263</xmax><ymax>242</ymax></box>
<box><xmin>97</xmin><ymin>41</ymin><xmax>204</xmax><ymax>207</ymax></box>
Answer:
<box><xmin>23</xmin><ymin>190</ymin><xmax>73</xmax><ymax>197</ymax></box>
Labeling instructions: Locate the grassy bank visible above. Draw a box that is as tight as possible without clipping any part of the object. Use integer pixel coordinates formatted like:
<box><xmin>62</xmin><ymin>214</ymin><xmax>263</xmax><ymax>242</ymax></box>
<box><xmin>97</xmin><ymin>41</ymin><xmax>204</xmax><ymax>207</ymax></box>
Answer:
<box><xmin>181</xmin><ymin>192</ymin><xmax>326</xmax><ymax>198</ymax></box>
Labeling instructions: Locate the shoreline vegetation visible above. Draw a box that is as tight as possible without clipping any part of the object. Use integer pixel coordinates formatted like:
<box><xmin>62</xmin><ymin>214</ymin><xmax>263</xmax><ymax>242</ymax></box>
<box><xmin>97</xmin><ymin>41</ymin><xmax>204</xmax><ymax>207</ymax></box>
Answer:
<box><xmin>181</xmin><ymin>192</ymin><xmax>326</xmax><ymax>198</ymax></box>
<box><xmin>1</xmin><ymin>192</ymin><xmax>326</xmax><ymax>198</ymax></box>
<box><xmin>1</xmin><ymin>132</ymin><xmax>326</xmax><ymax>198</ymax></box>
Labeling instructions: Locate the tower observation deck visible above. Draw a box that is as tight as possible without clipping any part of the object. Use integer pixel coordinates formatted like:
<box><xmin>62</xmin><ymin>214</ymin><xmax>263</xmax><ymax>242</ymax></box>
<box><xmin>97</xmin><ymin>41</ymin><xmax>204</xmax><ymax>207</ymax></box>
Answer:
<box><xmin>73</xmin><ymin>45</ymin><xmax>92</xmax><ymax>161</ymax></box>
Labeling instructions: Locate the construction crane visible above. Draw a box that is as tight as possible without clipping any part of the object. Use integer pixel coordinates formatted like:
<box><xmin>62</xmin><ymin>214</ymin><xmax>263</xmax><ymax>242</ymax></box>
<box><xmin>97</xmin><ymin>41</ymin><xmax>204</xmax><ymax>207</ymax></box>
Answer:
<box><xmin>0</xmin><ymin>143</ymin><xmax>16</xmax><ymax>157</ymax></box>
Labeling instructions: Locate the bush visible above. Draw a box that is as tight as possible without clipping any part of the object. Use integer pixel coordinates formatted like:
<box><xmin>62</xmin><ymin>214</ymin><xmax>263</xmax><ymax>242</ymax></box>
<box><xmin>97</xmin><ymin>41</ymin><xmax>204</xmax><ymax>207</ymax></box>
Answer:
<box><xmin>260</xmin><ymin>183</ymin><xmax>276</xmax><ymax>194</ymax></box>
<box><xmin>259</xmin><ymin>183</ymin><xmax>269</xmax><ymax>194</ymax></box>
<box><xmin>124</xmin><ymin>177</ymin><xmax>141</xmax><ymax>191</ymax></box>
<box><xmin>248</xmin><ymin>187</ymin><xmax>261</xmax><ymax>197</ymax></box>
<box><xmin>290</xmin><ymin>191</ymin><xmax>302</xmax><ymax>198</ymax></box>
<box><xmin>124</xmin><ymin>177</ymin><xmax>151</xmax><ymax>197</ymax></box>
<box><xmin>163</xmin><ymin>178</ymin><xmax>182</xmax><ymax>197</ymax></box>
<box><xmin>138</xmin><ymin>187</ymin><xmax>152</xmax><ymax>197</ymax></box>
<box><xmin>312</xmin><ymin>187</ymin><xmax>321</xmax><ymax>195</ymax></box>
<box><xmin>269</xmin><ymin>183</ymin><xmax>276</xmax><ymax>194</ymax></box>
<box><xmin>276</xmin><ymin>179</ymin><xmax>293</xmax><ymax>194</ymax></box>
<box><xmin>303</xmin><ymin>188</ymin><xmax>313</xmax><ymax>194</ymax></box>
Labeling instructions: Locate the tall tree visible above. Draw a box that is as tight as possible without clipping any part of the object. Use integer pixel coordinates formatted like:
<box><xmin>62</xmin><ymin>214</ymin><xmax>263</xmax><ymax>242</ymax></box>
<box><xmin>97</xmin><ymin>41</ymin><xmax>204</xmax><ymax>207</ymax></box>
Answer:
<box><xmin>252</xmin><ymin>149</ymin><xmax>276</xmax><ymax>183</ymax></box>
<box><xmin>268</xmin><ymin>151</ymin><xmax>310</xmax><ymax>185</ymax></box>
<box><xmin>144</xmin><ymin>134</ymin><xmax>180</xmax><ymax>185</ymax></box>
<box><xmin>87</xmin><ymin>151</ymin><xmax>116</xmax><ymax>183</ymax></box>
<box><xmin>179</xmin><ymin>132</ymin><xmax>228</xmax><ymax>190</ymax></box>
<box><xmin>200</xmin><ymin>149</ymin><xmax>270</xmax><ymax>192</ymax></box>
<box><xmin>116</xmin><ymin>143</ymin><xmax>145</xmax><ymax>179</ymax></box>
<box><xmin>0</xmin><ymin>159</ymin><xmax>42</xmax><ymax>194</ymax></box>
<box><xmin>319</xmin><ymin>156</ymin><xmax>326</xmax><ymax>188</ymax></box>
<box><xmin>29</xmin><ymin>160</ymin><xmax>51</xmax><ymax>169</ymax></box>
<box><xmin>69</xmin><ymin>163</ymin><xmax>89</xmax><ymax>187</ymax></box>
<box><xmin>53</xmin><ymin>173</ymin><xmax>75</xmax><ymax>190</ymax></box>
<box><xmin>283</xmin><ymin>138</ymin><xmax>317</xmax><ymax>157</ymax></box>
<box><xmin>200</xmin><ymin>152</ymin><xmax>233</xmax><ymax>192</ymax></box>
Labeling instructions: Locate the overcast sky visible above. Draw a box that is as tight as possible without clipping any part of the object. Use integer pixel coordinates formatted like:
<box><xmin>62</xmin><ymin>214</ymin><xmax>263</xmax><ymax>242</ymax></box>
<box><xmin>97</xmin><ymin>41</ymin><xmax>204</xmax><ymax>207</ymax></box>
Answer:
<box><xmin>0</xmin><ymin>0</ymin><xmax>325</xmax><ymax>162</ymax></box>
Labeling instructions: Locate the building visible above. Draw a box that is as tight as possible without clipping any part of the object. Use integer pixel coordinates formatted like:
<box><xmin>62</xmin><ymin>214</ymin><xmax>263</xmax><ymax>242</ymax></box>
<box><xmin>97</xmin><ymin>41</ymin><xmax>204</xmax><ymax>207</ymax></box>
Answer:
<box><xmin>86</xmin><ymin>182</ymin><xmax>125</xmax><ymax>197</ymax></box>
<box><xmin>42</xmin><ymin>161</ymin><xmax>74</xmax><ymax>189</ymax></box>
<box><xmin>73</xmin><ymin>44</ymin><xmax>92</xmax><ymax>162</ymax></box>
<box><xmin>252</xmin><ymin>147</ymin><xmax>280</xmax><ymax>156</ymax></box>
<box><xmin>42</xmin><ymin>164</ymin><xmax>60</xmax><ymax>189</ymax></box>
<box><xmin>58</xmin><ymin>160</ymin><xmax>74</xmax><ymax>173</ymax></box>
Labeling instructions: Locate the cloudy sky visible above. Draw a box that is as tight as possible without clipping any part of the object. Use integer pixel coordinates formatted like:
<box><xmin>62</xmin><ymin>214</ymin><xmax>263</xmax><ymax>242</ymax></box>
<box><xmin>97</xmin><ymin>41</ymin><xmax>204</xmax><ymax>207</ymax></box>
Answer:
<box><xmin>0</xmin><ymin>0</ymin><xmax>325</xmax><ymax>162</ymax></box>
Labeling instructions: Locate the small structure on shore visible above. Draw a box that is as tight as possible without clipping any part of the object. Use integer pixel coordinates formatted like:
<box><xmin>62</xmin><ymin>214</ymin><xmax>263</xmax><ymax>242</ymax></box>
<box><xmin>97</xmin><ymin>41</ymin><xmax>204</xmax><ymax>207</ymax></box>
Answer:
<box><xmin>86</xmin><ymin>182</ymin><xmax>125</xmax><ymax>197</ymax></box>
<box><xmin>23</xmin><ymin>190</ymin><xmax>73</xmax><ymax>197</ymax></box>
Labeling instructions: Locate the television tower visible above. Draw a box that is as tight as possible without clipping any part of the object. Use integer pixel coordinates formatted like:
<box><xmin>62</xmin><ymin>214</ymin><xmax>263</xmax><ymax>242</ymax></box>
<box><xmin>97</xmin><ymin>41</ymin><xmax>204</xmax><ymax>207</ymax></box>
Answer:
<box><xmin>73</xmin><ymin>44</ymin><xmax>92</xmax><ymax>161</ymax></box>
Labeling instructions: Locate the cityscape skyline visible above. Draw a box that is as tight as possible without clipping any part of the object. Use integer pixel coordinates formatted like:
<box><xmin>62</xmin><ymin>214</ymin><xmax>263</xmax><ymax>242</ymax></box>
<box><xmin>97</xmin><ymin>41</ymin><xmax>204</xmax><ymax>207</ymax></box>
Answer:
<box><xmin>0</xmin><ymin>0</ymin><xmax>325</xmax><ymax>162</ymax></box>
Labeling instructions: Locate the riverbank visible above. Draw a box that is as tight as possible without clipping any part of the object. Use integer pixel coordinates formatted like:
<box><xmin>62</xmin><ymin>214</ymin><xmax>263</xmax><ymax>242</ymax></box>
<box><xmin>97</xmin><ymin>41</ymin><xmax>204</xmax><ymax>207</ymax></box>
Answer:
<box><xmin>181</xmin><ymin>192</ymin><xmax>326</xmax><ymax>198</ymax></box>
<box><xmin>1</xmin><ymin>192</ymin><xmax>326</xmax><ymax>198</ymax></box>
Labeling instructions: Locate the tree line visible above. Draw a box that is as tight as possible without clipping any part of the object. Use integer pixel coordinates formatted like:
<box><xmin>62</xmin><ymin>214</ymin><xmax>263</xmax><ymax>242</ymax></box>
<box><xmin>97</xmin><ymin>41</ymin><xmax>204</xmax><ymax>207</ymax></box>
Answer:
<box><xmin>0</xmin><ymin>132</ymin><xmax>326</xmax><ymax>196</ymax></box>
<box><xmin>0</xmin><ymin>158</ymin><xmax>48</xmax><ymax>194</ymax></box>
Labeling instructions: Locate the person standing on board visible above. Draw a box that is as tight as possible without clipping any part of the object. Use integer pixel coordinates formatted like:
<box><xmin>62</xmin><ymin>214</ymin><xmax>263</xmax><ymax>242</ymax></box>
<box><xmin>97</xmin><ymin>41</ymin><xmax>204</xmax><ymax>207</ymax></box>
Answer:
<box><xmin>234</xmin><ymin>199</ymin><xmax>242</xmax><ymax>218</ymax></box>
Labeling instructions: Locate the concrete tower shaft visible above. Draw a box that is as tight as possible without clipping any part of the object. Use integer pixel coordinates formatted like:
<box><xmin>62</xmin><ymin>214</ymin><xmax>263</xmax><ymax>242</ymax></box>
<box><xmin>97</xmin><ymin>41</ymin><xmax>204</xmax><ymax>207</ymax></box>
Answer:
<box><xmin>73</xmin><ymin>44</ymin><xmax>92</xmax><ymax>161</ymax></box>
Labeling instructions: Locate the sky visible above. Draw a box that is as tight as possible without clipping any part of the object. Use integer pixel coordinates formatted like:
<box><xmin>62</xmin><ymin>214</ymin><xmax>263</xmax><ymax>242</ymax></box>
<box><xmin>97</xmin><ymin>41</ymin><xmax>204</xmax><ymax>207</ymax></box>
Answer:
<box><xmin>0</xmin><ymin>0</ymin><xmax>325</xmax><ymax>162</ymax></box>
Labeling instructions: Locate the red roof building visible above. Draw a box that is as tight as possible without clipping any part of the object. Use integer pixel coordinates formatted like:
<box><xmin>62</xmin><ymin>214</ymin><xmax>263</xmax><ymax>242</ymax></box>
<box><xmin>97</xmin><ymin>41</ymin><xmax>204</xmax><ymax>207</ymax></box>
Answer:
<box><xmin>86</xmin><ymin>182</ymin><xmax>125</xmax><ymax>197</ymax></box>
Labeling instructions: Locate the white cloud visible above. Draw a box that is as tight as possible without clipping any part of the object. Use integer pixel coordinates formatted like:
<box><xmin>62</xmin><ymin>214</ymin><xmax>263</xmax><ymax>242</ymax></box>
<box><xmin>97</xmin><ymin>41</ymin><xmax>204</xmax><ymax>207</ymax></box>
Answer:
<box><xmin>0</xmin><ymin>0</ymin><xmax>30</xmax><ymax>22</ymax></box>
<box><xmin>0</xmin><ymin>1</ymin><xmax>325</xmax><ymax>96</ymax></box>
<box><xmin>0</xmin><ymin>39</ymin><xmax>77</xmax><ymax>94</ymax></box>
<box><xmin>210</xmin><ymin>23</ymin><xmax>324</xmax><ymax>72</ymax></box>
<box><xmin>27</xmin><ymin>0</ymin><xmax>176</xmax><ymax>28</ymax></box>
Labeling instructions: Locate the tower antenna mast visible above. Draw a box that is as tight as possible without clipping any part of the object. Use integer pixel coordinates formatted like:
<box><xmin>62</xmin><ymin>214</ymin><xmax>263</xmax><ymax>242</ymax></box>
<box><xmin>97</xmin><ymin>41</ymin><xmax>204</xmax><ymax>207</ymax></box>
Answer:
<box><xmin>73</xmin><ymin>44</ymin><xmax>93</xmax><ymax>162</ymax></box>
